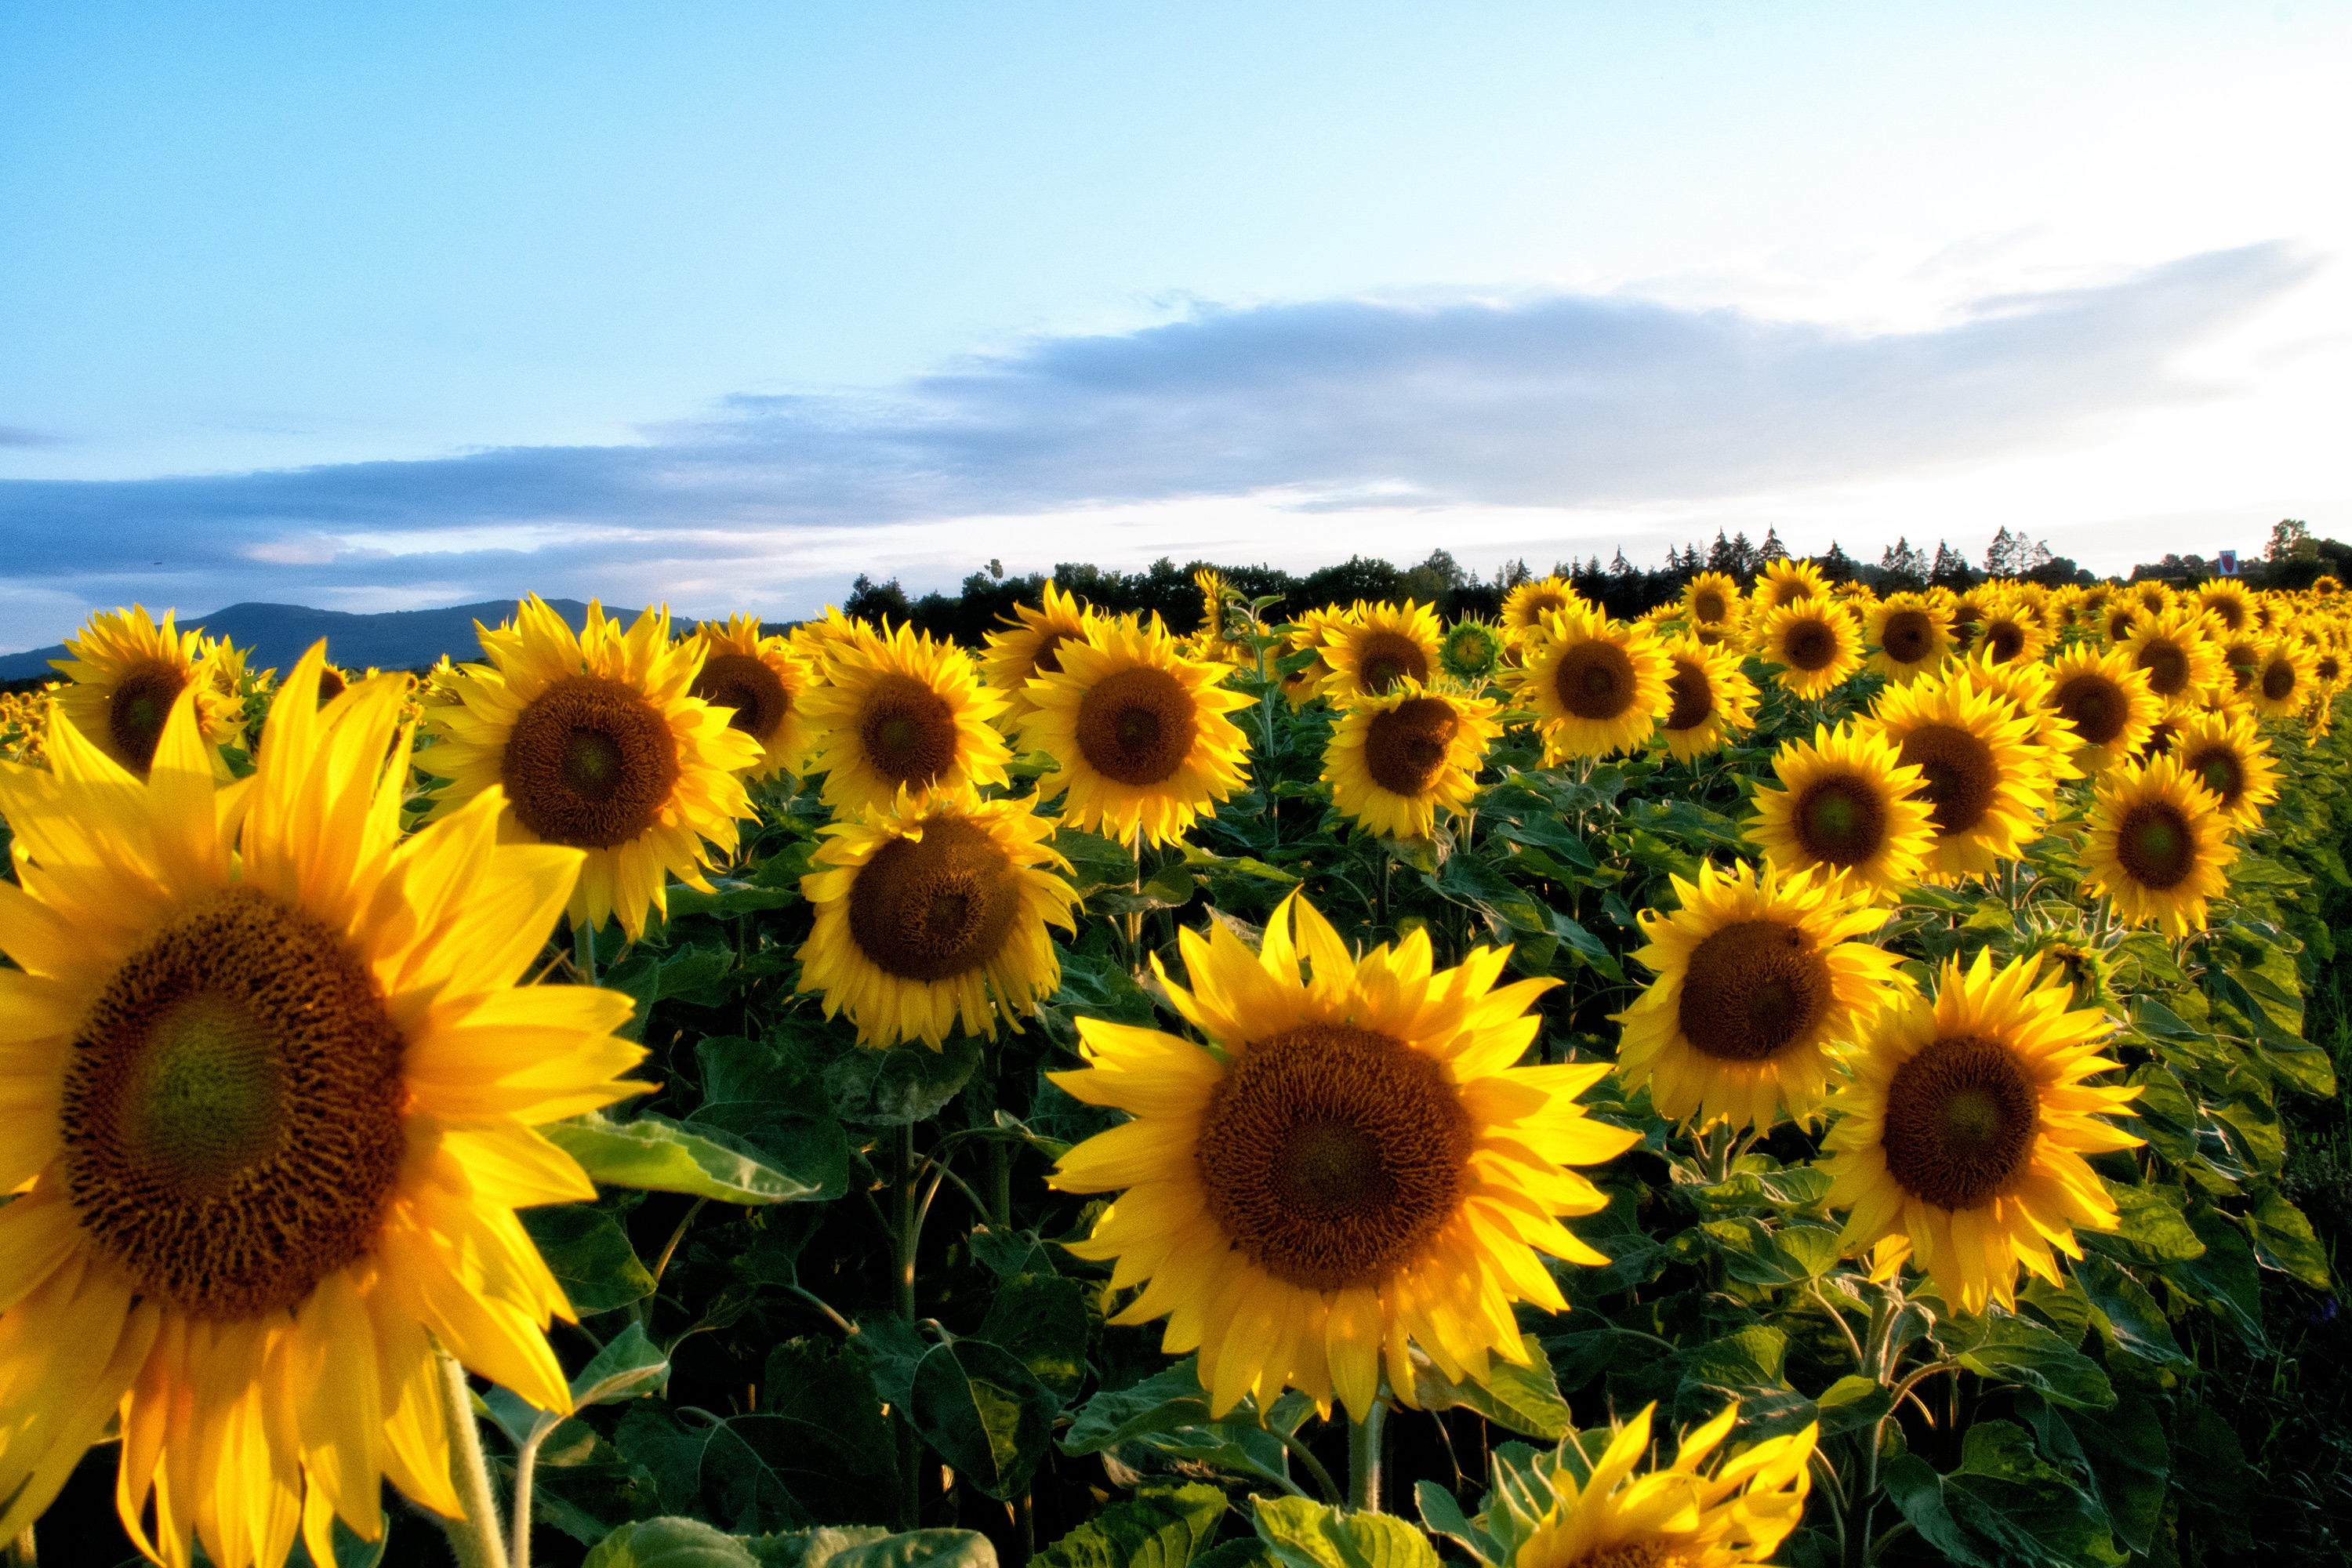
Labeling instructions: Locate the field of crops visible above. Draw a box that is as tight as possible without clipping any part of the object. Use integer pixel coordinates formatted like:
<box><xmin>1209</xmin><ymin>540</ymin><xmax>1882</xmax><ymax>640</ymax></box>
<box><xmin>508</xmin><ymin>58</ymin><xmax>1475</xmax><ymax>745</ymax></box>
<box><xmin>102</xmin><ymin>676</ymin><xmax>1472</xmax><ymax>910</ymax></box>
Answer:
<box><xmin>1</xmin><ymin>561</ymin><xmax>2347</xmax><ymax>1568</ymax></box>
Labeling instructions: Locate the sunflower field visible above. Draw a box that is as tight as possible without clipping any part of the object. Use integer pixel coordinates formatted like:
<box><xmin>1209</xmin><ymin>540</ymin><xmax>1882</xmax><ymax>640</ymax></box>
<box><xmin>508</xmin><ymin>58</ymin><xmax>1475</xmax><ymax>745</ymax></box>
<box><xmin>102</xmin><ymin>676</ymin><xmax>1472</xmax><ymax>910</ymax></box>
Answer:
<box><xmin>2</xmin><ymin>563</ymin><xmax>2350</xmax><ymax>1568</ymax></box>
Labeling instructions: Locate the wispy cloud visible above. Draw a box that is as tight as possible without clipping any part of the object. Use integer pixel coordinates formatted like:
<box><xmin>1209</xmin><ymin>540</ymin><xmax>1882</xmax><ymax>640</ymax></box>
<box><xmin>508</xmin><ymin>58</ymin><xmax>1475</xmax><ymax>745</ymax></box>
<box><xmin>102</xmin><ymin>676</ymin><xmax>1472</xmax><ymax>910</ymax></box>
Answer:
<box><xmin>0</xmin><ymin>242</ymin><xmax>2312</xmax><ymax>644</ymax></box>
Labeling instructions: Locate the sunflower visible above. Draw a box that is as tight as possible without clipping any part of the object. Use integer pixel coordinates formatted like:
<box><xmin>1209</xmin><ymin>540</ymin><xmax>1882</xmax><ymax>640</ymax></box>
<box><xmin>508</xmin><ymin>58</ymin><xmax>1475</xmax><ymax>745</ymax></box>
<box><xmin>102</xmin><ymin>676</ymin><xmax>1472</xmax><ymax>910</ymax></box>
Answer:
<box><xmin>1047</xmin><ymin>892</ymin><xmax>1635</xmax><ymax>1419</ymax></box>
<box><xmin>2216</xmin><ymin>631</ymin><xmax>2264</xmax><ymax>700</ymax></box>
<box><xmin>797</xmin><ymin>790</ymin><xmax>1078</xmax><ymax>1047</ymax></box>
<box><xmin>0</xmin><ymin>648</ymin><xmax>646</xmax><ymax>1563</ymax></box>
<box><xmin>419</xmin><ymin>597</ymin><xmax>762</xmax><ymax>939</ymax></box>
<box><xmin>1192</xmin><ymin>569</ymin><xmax>1254</xmax><ymax>666</ymax></box>
<box><xmin>1864</xmin><ymin>673</ymin><xmax>2055</xmax><ymax>881</ymax></box>
<box><xmin>2099</xmin><ymin>600</ymin><xmax>2143</xmax><ymax>647</ymax></box>
<box><xmin>2251</xmin><ymin>637</ymin><xmax>2320</xmax><ymax>719</ymax></box>
<box><xmin>2198</xmin><ymin>580</ymin><xmax>2258</xmax><ymax>634</ymax></box>
<box><xmin>688</xmin><ymin>613</ymin><xmax>812</xmax><ymax>780</ymax></box>
<box><xmin>2079</xmin><ymin>756</ymin><xmax>2238</xmax><ymax>935</ymax></box>
<box><xmin>1682</xmin><ymin>572</ymin><xmax>1742</xmax><ymax>629</ymax></box>
<box><xmin>1864</xmin><ymin>593</ymin><xmax>1954</xmax><ymax>684</ymax></box>
<box><xmin>1498</xmin><ymin>1402</ymin><xmax>1816</xmax><ymax>1568</ymax></box>
<box><xmin>1820</xmin><ymin>949</ymin><xmax>2141</xmax><ymax>1314</ymax></box>
<box><xmin>1437</xmin><ymin>619</ymin><xmax>1508</xmax><ymax>685</ymax></box>
<box><xmin>2124</xmin><ymin>605</ymin><xmax>2227</xmax><ymax>717</ymax></box>
<box><xmin>1282</xmin><ymin>607</ymin><xmax>1345</xmax><ymax>711</ymax></box>
<box><xmin>1320</xmin><ymin>601</ymin><xmax>1444</xmax><ymax>701</ymax></box>
<box><xmin>2036</xmin><ymin>644</ymin><xmax>2159</xmax><ymax>775</ymax></box>
<box><xmin>800</xmin><ymin>619</ymin><xmax>1012</xmax><ymax>818</ymax></box>
<box><xmin>978</xmin><ymin>581</ymin><xmax>1095</xmax><ymax>733</ymax></box>
<box><xmin>2315</xmin><ymin>574</ymin><xmax>2344</xmax><ymax>601</ymax></box>
<box><xmin>2170</xmin><ymin>709</ymin><xmax>2280</xmax><ymax>831</ymax></box>
<box><xmin>1656</xmin><ymin>635</ymin><xmax>1758</xmax><ymax>763</ymax></box>
<box><xmin>1022</xmin><ymin>615</ymin><xmax>1254</xmax><ymax>847</ymax></box>
<box><xmin>2129</xmin><ymin>580</ymin><xmax>2173</xmax><ymax>615</ymax></box>
<box><xmin>1323</xmin><ymin>682</ymin><xmax>1502</xmax><ymax>840</ymax></box>
<box><xmin>1513</xmin><ymin>604</ymin><xmax>1672</xmax><ymax>761</ymax></box>
<box><xmin>1946</xmin><ymin>589</ymin><xmax>1994</xmax><ymax>655</ymax></box>
<box><xmin>1754</xmin><ymin>599</ymin><xmax>1863</xmax><ymax>699</ymax></box>
<box><xmin>48</xmin><ymin>606</ymin><xmax>242</xmax><ymax>777</ymax></box>
<box><xmin>1973</xmin><ymin>593</ymin><xmax>2049</xmax><ymax>667</ymax></box>
<box><xmin>1745</xmin><ymin>723</ymin><xmax>1935</xmax><ymax>902</ymax></box>
<box><xmin>786</xmin><ymin>604</ymin><xmax>870</xmax><ymax>680</ymax></box>
<box><xmin>1500</xmin><ymin>576</ymin><xmax>1583</xmax><ymax>638</ymax></box>
<box><xmin>1755</xmin><ymin>558</ymin><xmax>1827</xmax><ymax>610</ymax></box>
<box><xmin>1616</xmin><ymin>858</ymin><xmax>1907</xmax><ymax>1130</ymax></box>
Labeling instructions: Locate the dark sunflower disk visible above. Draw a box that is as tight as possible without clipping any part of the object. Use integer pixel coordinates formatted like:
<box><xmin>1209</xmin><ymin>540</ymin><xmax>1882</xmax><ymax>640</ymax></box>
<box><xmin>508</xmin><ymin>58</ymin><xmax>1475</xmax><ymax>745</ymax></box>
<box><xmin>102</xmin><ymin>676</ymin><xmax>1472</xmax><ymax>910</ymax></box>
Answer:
<box><xmin>105</xmin><ymin>657</ymin><xmax>190</xmax><ymax>773</ymax></box>
<box><xmin>693</xmin><ymin>651</ymin><xmax>792</xmax><ymax>739</ymax></box>
<box><xmin>1791</xmin><ymin>775</ymin><xmax>1888</xmax><ymax>867</ymax></box>
<box><xmin>1781</xmin><ymin>616</ymin><xmax>1840</xmax><ymax>672</ymax></box>
<box><xmin>1664</xmin><ymin>659</ymin><xmax>1715</xmax><ymax>732</ymax></box>
<box><xmin>1881</xmin><ymin>1034</ymin><xmax>2039</xmax><ymax>1208</ymax></box>
<box><xmin>1363</xmin><ymin>698</ymin><xmax>1459</xmax><ymax>797</ymax></box>
<box><xmin>2182</xmin><ymin>741</ymin><xmax>2245</xmax><ymax>811</ymax></box>
<box><xmin>1879</xmin><ymin>610</ymin><xmax>1935</xmax><ymax>665</ymax></box>
<box><xmin>2052</xmin><ymin>670</ymin><xmax>2129</xmax><ymax>747</ymax></box>
<box><xmin>1676</xmin><ymin>920</ymin><xmax>1831</xmax><ymax>1062</ymax></box>
<box><xmin>848</xmin><ymin>817</ymin><xmax>1023</xmax><ymax>981</ymax></box>
<box><xmin>59</xmin><ymin>886</ymin><xmax>407</xmax><ymax>1319</ymax></box>
<box><xmin>2114</xmin><ymin>798</ymin><xmax>2196</xmax><ymax>889</ymax></box>
<box><xmin>2260</xmin><ymin>655</ymin><xmax>2301</xmax><ymax>704</ymax></box>
<box><xmin>1196</xmin><ymin>1025</ymin><xmax>1472</xmax><ymax>1290</ymax></box>
<box><xmin>1354</xmin><ymin>630</ymin><xmax>1431</xmax><ymax>695</ymax></box>
<box><xmin>1555</xmin><ymin>641</ymin><xmax>1637</xmax><ymax>720</ymax></box>
<box><xmin>315</xmin><ymin>667</ymin><xmax>348</xmax><ymax>703</ymax></box>
<box><xmin>1076</xmin><ymin>666</ymin><xmax>1199</xmax><ymax>786</ymax></box>
<box><xmin>2136</xmin><ymin>637</ymin><xmax>2191</xmax><ymax>699</ymax></box>
<box><xmin>502</xmin><ymin>674</ymin><xmax>683</xmax><ymax>848</ymax></box>
<box><xmin>855</xmin><ymin>672</ymin><xmax>964</xmax><ymax>790</ymax></box>
<box><xmin>1896</xmin><ymin>723</ymin><xmax>1998</xmax><ymax>836</ymax></box>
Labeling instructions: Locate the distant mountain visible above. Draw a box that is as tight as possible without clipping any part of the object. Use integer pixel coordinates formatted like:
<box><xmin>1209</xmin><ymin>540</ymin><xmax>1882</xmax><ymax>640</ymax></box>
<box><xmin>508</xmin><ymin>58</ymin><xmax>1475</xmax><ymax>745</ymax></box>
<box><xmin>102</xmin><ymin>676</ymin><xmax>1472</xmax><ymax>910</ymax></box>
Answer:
<box><xmin>0</xmin><ymin>600</ymin><xmax>693</xmax><ymax>681</ymax></box>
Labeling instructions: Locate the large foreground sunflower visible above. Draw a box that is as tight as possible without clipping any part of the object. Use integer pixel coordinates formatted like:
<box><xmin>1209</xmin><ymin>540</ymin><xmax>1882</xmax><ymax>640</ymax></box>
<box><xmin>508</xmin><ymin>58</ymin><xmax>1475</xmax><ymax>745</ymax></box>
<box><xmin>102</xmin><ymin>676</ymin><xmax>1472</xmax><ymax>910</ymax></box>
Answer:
<box><xmin>1865</xmin><ymin>593</ymin><xmax>1954</xmax><ymax>684</ymax></box>
<box><xmin>1616</xmin><ymin>858</ymin><xmax>1907</xmax><ymax>1130</ymax></box>
<box><xmin>1515</xmin><ymin>605</ymin><xmax>1672</xmax><ymax>761</ymax></box>
<box><xmin>1320</xmin><ymin>601</ymin><xmax>1444</xmax><ymax>701</ymax></box>
<box><xmin>1865</xmin><ymin>673</ymin><xmax>2054</xmax><ymax>880</ymax></box>
<box><xmin>2172</xmin><ymin>709</ymin><xmax>2280</xmax><ymax>831</ymax></box>
<box><xmin>1047</xmin><ymin>893</ymin><xmax>1636</xmax><ymax>1419</ymax></box>
<box><xmin>1821</xmin><ymin>949</ymin><xmax>2140</xmax><ymax>1314</ymax></box>
<box><xmin>797</xmin><ymin>790</ymin><xmax>1079</xmax><ymax>1047</ymax></box>
<box><xmin>49</xmin><ymin>606</ymin><xmax>242</xmax><ymax>777</ymax></box>
<box><xmin>801</xmin><ymin>620</ymin><xmax>1011</xmax><ymax>815</ymax></box>
<box><xmin>1022</xmin><ymin>615</ymin><xmax>1254</xmax><ymax>846</ymax></box>
<box><xmin>980</xmin><ymin>582</ymin><xmax>1096</xmax><ymax>731</ymax></box>
<box><xmin>690</xmin><ymin>613</ymin><xmax>812</xmax><ymax>779</ymax></box>
<box><xmin>2079</xmin><ymin>755</ymin><xmax>2238</xmax><ymax>935</ymax></box>
<box><xmin>1745</xmin><ymin>723</ymin><xmax>1935</xmax><ymax>902</ymax></box>
<box><xmin>0</xmin><ymin>649</ymin><xmax>645</xmax><ymax>1565</ymax></box>
<box><xmin>420</xmin><ymin>597</ymin><xmax>761</xmax><ymax>938</ymax></box>
<box><xmin>2038</xmin><ymin>644</ymin><xmax>2158</xmax><ymax>774</ymax></box>
<box><xmin>1754</xmin><ymin>599</ymin><xmax>1862</xmax><ymax>699</ymax></box>
<box><xmin>1323</xmin><ymin>681</ymin><xmax>1502</xmax><ymax>839</ymax></box>
<box><xmin>1657</xmin><ymin>635</ymin><xmax>1758</xmax><ymax>762</ymax></box>
<box><xmin>1497</xmin><ymin>1403</ymin><xmax>1815</xmax><ymax>1568</ymax></box>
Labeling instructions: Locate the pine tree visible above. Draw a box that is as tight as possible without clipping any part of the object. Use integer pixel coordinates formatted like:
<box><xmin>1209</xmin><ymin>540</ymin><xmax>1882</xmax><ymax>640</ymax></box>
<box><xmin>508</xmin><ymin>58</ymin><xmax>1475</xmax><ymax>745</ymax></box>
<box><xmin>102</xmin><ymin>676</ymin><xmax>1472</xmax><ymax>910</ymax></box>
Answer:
<box><xmin>1759</xmin><ymin>527</ymin><xmax>1791</xmax><ymax>564</ymax></box>
<box><xmin>1817</xmin><ymin>542</ymin><xmax>1857</xmax><ymax>583</ymax></box>
<box><xmin>1880</xmin><ymin>537</ymin><xmax>1928</xmax><ymax>587</ymax></box>
<box><xmin>1930</xmin><ymin>541</ymin><xmax>1974</xmax><ymax>589</ymax></box>
<box><xmin>1610</xmin><ymin>549</ymin><xmax>1632</xmax><ymax>576</ymax></box>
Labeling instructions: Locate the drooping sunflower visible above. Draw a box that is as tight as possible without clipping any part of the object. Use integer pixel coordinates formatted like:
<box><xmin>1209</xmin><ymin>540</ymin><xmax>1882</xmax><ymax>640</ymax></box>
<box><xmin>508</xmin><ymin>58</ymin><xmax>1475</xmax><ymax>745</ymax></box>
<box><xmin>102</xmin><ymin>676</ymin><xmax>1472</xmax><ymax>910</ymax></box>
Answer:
<box><xmin>1513</xmin><ymin>604</ymin><xmax>1672</xmax><ymax>761</ymax></box>
<box><xmin>1820</xmin><ymin>949</ymin><xmax>2141</xmax><ymax>1315</ymax></box>
<box><xmin>1022</xmin><ymin>615</ymin><xmax>1254</xmax><ymax>847</ymax></box>
<box><xmin>1615</xmin><ymin>858</ymin><xmax>1908</xmax><ymax>1131</ymax></box>
<box><xmin>1192</xmin><ymin>568</ymin><xmax>1254</xmax><ymax>666</ymax></box>
<box><xmin>2170</xmin><ymin>708</ymin><xmax>2280</xmax><ymax>831</ymax></box>
<box><xmin>797</xmin><ymin>789</ymin><xmax>1079</xmax><ymax>1047</ymax></box>
<box><xmin>1865</xmin><ymin>593</ymin><xmax>1954</xmax><ymax>684</ymax></box>
<box><xmin>0</xmin><ymin>649</ymin><xmax>646</xmax><ymax>1564</ymax></box>
<box><xmin>1681</xmin><ymin>572</ymin><xmax>1742</xmax><ymax>630</ymax></box>
<box><xmin>1755</xmin><ymin>558</ymin><xmax>1827</xmax><ymax>611</ymax></box>
<box><xmin>801</xmin><ymin>619</ymin><xmax>1011</xmax><ymax>817</ymax></box>
<box><xmin>1864</xmin><ymin>673</ymin><xmax>2055</xmax><ymax>881</ymax></box>
<box><xmin>2124</xmin><ymin>605</ymin><xmax>2227</xmax><ymax>717</ymax></box>
<box><xmin>1754</xmin><ymin>599</ymin><xmax>1863</xmax><ymax>699</ymax></box>
<box><xmin>419</xmin><ymin>597</ymin><xmax>763</xmax><ymax>939</ymax></box>
<box><xmin>1973</xmin><ymin>593</ymin><xmax>2049</xmax><ymax>667</ymax></box>
<box><xmin>48</xmin><ymin>606</ymin><xmax>242</xmax><ymax>777</ymax></box>
<box><xmin>1323</xmin><ymin>682</ymin><xmax>1502</xmax><ymax>840</ymax></box>
<box><xmin>1047</xmin><ymin>892</ymin><xmax>1636</xmax><ymax>1419</ymax></box>
<box><xmin>2079</xmin><ymin>755</ymin><xmax>2238</xmax><ymax>935</ymax></box>
<box><xmin>1437</xmin><ymin>619</ymin><xmax>1508</xmax><ymax>685</ymax></box>
<box><xmin>2251</xmin><ymin>637</ymin><xmax>2321</xmax><ymax>719</ymax></box>
<box><xmin>2033</xmin><ymin>644</ymin><xmax>2158</xmax><ymax>775</ymax></box>
<box><xmin>980</xmin><ymin>580</ymin><xmax>1094</xmax><ymax>730</ymax></box>
<box><xmin>689</xmin><ymin>613</ymin><xmax>813</xmax><ymax>780</ymax></box>
<box><xmin>1500</xmin><ymin>576</ymin><xmax>1582</xmax><ymax>639</ymax></box>
<box><xmin>1745</xmin><ymin>723</ymin><xmax>1935</xmax><ymax>902</ymax></box>
<box><xmin>1320</xmin><ymin>600</ymin><xmax>1445</xmax><ymax>701</ymax></box>
<box><xmin>1656</xmin><ymin>635</ymin><xmax>1759</xmax><ymax>762</ymax></box>
<box><xmin>1496</xmin><ymin>1403</ymin><xmax>1816</xmax><ymax>1568</ymax></box>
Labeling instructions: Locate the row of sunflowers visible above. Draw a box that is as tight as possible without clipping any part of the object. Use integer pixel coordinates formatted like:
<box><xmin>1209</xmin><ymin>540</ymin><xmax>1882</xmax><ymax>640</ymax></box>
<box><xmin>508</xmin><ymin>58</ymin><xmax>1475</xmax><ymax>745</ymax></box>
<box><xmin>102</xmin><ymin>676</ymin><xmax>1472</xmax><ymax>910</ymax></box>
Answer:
<box><xmin>0</xmin><ymin>556</ymin><xmax>2344</xmax><ymax>1568</ymax></box>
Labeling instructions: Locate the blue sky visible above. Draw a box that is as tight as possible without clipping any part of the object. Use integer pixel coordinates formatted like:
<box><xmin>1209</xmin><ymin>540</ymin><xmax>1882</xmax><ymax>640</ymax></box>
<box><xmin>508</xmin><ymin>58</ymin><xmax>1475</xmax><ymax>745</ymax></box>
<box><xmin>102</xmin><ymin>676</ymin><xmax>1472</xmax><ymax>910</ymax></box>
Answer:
<box><xmin>2</xmin><ymin>2</ymin><xmax>2347</xmax><ymax>647</ymax></box>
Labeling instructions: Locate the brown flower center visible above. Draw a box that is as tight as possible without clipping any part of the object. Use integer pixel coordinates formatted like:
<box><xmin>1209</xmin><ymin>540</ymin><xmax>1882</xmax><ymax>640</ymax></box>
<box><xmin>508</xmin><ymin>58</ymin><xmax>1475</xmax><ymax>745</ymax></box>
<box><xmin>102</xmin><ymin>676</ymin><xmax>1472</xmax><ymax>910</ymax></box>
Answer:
<box><xmin>693</xmin><ymin>652</ymin><xmax>792</xmax><ymax>742</ymax></box>
<box><xmin>1879</xmin><ymin>610</ymin><xmax>1934</xmax><ymax>666</ymax></box>
<box><xmin>1196</xmin><ymin>1025</ymin><xmax>1472</xmax><ymax>1290</ymax></box>
<box><xmin>2141</xmin><ymin>721</ymin><xmax>2178</xmax><ymax>757</ymax></box>
<box><xmin>1352</xmin><ymin>630</ymin><xmax>1430</xmax><ymax>696</ymax></box>
<box><xmin>1030</xmin><ymin>630</ymin><xmax>1074</xmax><ymax>677</ymax></box>
<box><xmin>1791</xmin><ymin>775</ymin><xmax>1889</xmax><ymax>867</ymax></box>
<box><xmin>1897</xmin><ymin>723</ymin><xmax>1998</xmax><ymax>837</ymax></box>
<box><xmin>59</xmin><ymin>887</ymin><xmax>406</xmax><ymax>1319</ymax></box>
<box><xmin>1664</xmin><ymin>659</ymin><xmax>1715</xmax><ymax>732</ymax></box>
<box><xmin>1781</xmin><ymin>616</ymin><xmax>1840</xmax><ymax>673</ymax></box>
<box><xmin>2223</xmin><ymin>644</ymin><xmax>2259</xmax><ymax>691</ymax></box>
<box><xmin>1364</xmin><ymin>698</ymin><xmax>1459</xmax><ymax>798</ymax></box>
<box><xmin>2204</xmin><ymin>595</ymin><xmax>2247</xmax><ymax>632</ymax></box>
<box><xmin>2262</xmin><ymin>658</ymin><xmax>2299</xmax><ymax>702</ymax></box>
<box><xmin>1882</xmin><ymin>1034</ymin><xmax>2039</xmax><ymax>1210</ymax></box>
<box><xmin>1691</xmin><ymin>588</ymin><xmax>1729</xmax><ymax>624</ymax></box>
<box><xmin>315</xmin><ymin>667</ymin><xmax>347</xmax><ymax>703</ymax></box>
<box><xmin>1677</xmin><ymin>920</ymin><xmax>1832</xmax><ymax>1062</ymax></box>
<box><xmin>2183</xmin><ymin>742</ymin><xmax>2244</xmax><ymax>808</ymax></box>
<box><xmin>1554</xmin><ymin>640</ymin><xmax>1639</xmax><ymax>721</ymax></box>
<box><xmin>852</xmin><ymin>672</ymin><xmax>963</xmax><ymax>792</ymax></box>
<box><xmin>1985</xmin><ymin>621</ymin><xmax>2027</xmax><ymax>664</ymax></box>
<box><xmin>2105</xmin><ymin>609</ymin><xmax>2138</xmax><ymax>643</ymax></box>
<box><xmin>2136</xmin><ymin>639</ymin><xmax>2190</xmax><ymax>696</ymax></box>
<box><xmin>2052</xmin><ymin>672</ymin><xmax>2128</xmax><ymax>746</ymax></box>
<box><xmin>503</xmin><ymin>675</ymin><xmax>681</xmax><ymax>848</ymax></box>
<box><xmin>847</xmin><ymin>816</ymin><xmax>1022</xmax><ymax>982</ymax></box>
<box><xmin>105</xmin><ymin>658</ymin><xmax>189</xmax><ymax>775</ymax></box>
<box><xmin>1076</xmin><ymin>666</ymin><xmax>1196</xmax><ymax>786</ymax></box>
<box><xmin>2115</xmin><ymin>800</ymin><xmax>2194</xmax><ymax>888</ymax></box>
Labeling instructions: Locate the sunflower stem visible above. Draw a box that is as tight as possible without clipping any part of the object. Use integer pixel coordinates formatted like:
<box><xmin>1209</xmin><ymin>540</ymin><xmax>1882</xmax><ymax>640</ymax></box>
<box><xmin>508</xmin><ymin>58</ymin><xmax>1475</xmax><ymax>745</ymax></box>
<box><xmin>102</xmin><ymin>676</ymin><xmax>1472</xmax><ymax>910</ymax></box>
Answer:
<box><xmin>1346</xmin><ymin>1401</ymin><xmax>1388</xmax><ymax>1512</ymax></box>
<box><xmin>435</xmin><ymin>1349</ymin><xmax>512</xmax><ymax>1568</ymax></box>
<box><xmin>7</xmin><ymin>1527</ymin><xmax>34</xmax><ymax>1565</ymax></box>
<box><xmin>894</xmin><ymin>1123</ymin><xmax>923</xmax><ymax>1529</ymax></box>
<box><xmin>573</xmin><ymin>918</ymin><xmax>597</xmax><ymax>985</ymax></box>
